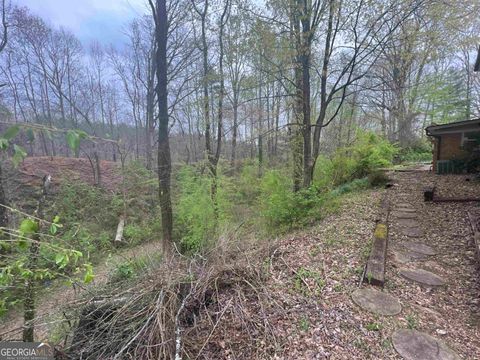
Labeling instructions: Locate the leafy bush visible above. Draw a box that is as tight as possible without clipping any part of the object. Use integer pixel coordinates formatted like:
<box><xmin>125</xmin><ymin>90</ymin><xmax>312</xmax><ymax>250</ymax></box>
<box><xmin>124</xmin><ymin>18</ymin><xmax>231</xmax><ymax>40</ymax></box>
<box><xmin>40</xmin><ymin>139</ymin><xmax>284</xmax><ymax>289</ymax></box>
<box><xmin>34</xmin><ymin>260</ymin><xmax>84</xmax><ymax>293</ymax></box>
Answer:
<box><xmin>258</xmin><ymin>170</ymin><xmax>337</xmax><ymax>232</ymax></box>
<box><xmin>123</xmin><ymin>218</ymin><xmax>162</xmax><ymax>246</ymax></box>
<box><xmin>367</xmin><ymin>171</ymin><xmax>390</xmax><ymax>187</ymax></box>
<box><xmin>398</xmin><ymin>142</ymin><xmax>432</xmax><ymax>163</ymax></box>
<box><xmin>55</xmin><ymin>181</ymin><xmax>120</xmax><ymax>229</ymax></box>
<box><xmin>234</xmin><ymin>160</ymin><xmax>262</xmax><ymax>204</ymax></box>
<box><xmin>111</xmin><ymin>261</ymin><xmax>135</xmax><ymax>282</ymax></box>
<box><xmin>314</xmin><ymin>130</ymin><xmax>397</xmax><ymax>189</ymax></box>
<box><xmin>174</xmin><ymin>165</ymin><xmax>232</xmax><ymax>254</ymax></box>
<box><xmin>331</xmin><ymin>178</ymin><xmax>369</xmax><ymax>196</ymax></box>
<box><xmin>348</xmin><ymin>130</ymin><xmax>397</xmax><ymax>177</ymax></box>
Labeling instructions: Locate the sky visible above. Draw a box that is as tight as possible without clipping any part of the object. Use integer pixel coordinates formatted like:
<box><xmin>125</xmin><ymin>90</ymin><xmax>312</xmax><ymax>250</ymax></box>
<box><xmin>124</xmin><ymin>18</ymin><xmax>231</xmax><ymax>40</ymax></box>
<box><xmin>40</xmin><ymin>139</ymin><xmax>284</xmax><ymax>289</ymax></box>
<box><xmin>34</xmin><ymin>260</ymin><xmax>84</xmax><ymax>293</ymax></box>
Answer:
<box><xmin>14</xmin><ymin>0</ymin><xmax>148</xmax><ymax>47</ymax></box>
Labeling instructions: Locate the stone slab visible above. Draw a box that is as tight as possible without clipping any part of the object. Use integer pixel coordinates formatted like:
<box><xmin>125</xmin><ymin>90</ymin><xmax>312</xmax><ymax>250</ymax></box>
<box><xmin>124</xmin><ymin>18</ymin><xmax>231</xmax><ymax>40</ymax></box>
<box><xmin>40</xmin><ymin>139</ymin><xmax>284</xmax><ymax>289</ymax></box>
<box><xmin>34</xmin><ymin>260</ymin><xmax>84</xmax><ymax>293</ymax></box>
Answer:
<box><xmin>392</xmin><ymin>212</ymin><xmax>417</xmax><ymax>219</ymax></box>
<box><xmin>400</xmin><ymin>227</ymin><xmax>423</xmax><ymax>237</ymax></box>
<box><xmin>395</xmin><ymin>206</ymin><xmax>416</xmax><ymax>212</ymax></box>
<box><xmin>352</xmin><ymin>288</ymin><xmax>401</xmax><ymax>316</ymax></box>
<box><xmin>397</xmin><ymin>218</ymin><xmax>420</xmax><ymax>228</ymax></box>
<box><xmin>403</xmin><ymin>241</ymin><xmax>436</xmax><ymax>256</ymax></box>
<box><xmin>393</xmin><ymin>251</ymin><xmax>428</xmax><ymax>264</ymax></box>
<box><xmin>399</xmin><ymin>268</ymin><xmax>445</xmax><ymax>287</ymax></box>
<box><xmin>392</xmin><ymin>329</ymin><xmax>460</xmax><ymax>360</ymax></box>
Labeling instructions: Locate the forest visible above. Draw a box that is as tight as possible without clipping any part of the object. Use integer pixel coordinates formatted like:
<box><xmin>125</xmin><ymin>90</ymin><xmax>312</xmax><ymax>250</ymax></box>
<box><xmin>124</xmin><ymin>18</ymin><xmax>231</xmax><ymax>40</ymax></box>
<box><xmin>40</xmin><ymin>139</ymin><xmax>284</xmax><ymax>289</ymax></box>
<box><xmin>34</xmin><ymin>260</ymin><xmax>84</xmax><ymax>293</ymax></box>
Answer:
<box><xmin>0</xmin><ymin>0</ymin><xmax>479</xmax><ymax>358</ymax></box>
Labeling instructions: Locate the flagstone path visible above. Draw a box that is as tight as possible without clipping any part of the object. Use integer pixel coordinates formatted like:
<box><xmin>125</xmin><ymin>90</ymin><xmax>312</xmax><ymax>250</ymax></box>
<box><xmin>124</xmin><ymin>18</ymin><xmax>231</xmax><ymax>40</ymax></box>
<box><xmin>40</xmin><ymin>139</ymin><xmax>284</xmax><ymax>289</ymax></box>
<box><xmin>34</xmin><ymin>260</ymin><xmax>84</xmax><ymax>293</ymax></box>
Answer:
<box><xmin>350</xmin><ymin>169</ymin><xmax>478</xmax><ymax>359</ymax></box>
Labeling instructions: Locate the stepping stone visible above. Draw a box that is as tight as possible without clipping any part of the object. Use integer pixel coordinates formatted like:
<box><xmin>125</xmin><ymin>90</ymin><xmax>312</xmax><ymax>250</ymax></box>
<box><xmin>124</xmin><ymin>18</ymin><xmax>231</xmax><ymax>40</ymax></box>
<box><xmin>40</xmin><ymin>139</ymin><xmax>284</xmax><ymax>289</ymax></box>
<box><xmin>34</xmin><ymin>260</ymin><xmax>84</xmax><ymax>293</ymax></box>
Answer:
<box><xmin>392</xmin><ymin>212</ymin><xmax>417</xmax><ymax>219</ymax></box>
<box><xmin>393</xmin><ymin>251</ymin><xmax>428</xmax><ymax>264</ymax></box>
<box><xmin>403</xmin><ymin>241</ymin><xmax>436</xmax><ymax>256</ymax></box>
<box><xmin>400</xmin><ymin>227</ymin><xmax>423</xmax><ymax>237</ymax></box>
<box><xmin>392</xmin><ymin>329</ymin><xmax>460</xmax><ymax>360</ymax></box>
<box><xmin>399</xmin><ymin>268</ymin><xmax>445</xmax><ymax>287</ymax></box>
<box><xmin>395</xmin><ymin>204</ymin><xmax>415</xmax><ymax>211</ymax></box>
<box><xmin>396</xmin><ymin>207</ymin><xmax>416</xmax><ymax>212</ymax></box>
<box><xmin>397</xmin><ymin>218</ymin><xmax>419</xmax><ymax>228</ymax></box>
<box><xmin>351</xmin><ymin>288</ymin><xmax>401</xmax><ymax>316</ymax></box>
<box><xmin>397</xmin><ymin>203</ymin><xmax>413</xmax><ymax>208</ymax></box>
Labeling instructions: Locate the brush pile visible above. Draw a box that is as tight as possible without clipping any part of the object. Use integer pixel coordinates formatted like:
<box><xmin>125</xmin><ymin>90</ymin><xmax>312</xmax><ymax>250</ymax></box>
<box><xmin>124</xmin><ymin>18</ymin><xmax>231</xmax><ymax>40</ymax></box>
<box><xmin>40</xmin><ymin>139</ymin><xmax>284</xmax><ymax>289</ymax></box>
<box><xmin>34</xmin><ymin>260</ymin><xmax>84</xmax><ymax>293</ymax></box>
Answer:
<box><xmin>66</xmin><ymin>241</ymin><xmax>278</xmax><ymax>359</ymax></box>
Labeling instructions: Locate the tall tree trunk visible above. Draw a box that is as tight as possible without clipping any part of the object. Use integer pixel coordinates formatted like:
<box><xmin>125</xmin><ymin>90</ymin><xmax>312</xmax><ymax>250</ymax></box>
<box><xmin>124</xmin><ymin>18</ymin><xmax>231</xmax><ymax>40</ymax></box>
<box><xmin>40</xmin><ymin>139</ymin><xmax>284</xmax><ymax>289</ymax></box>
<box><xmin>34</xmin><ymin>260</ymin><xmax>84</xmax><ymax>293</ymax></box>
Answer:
<box><xmin>230</xmin><ymin>92</ymin><xmax>238</xmax><ymax>169</ymax></box>
<box><xmin>151</xmin><ymin>0</ymin><xmax>173</xmax><ymax>253</ymax></box>
<box><xmin>300</xmin><ymin>2</ymin><xmax>312</xmax><ymax>189</ymax></box>
<box><xmin>257</xmin><ymin>68</ymin><xmax>263</xmax><ymax>177</ymax></box>
<box><xmin>146</xmin><ymin>44</ymin><xmax>156</xmax><ymax>170</ymax></box>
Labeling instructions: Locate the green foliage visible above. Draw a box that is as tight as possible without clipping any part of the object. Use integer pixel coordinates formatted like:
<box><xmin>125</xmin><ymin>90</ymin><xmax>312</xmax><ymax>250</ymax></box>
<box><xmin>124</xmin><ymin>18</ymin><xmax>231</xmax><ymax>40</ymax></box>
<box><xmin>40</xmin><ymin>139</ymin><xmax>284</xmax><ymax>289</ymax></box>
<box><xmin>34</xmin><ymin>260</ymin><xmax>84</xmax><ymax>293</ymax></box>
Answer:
<box><xmin>330</xmin><ymin>178</ymin><xmax>369</xmax><ymax>196</ymax></box>
<box><xmin>109</xmin><ymin>253</ymin><xmax>162</xmax><ymax>283</ymax></box>
<box><xmin>112</xmin><ymin>261</ymin><xmax>135</xmax><ymax>281</ymax></box>
<box><xmin>123</xmin><ymin>219</ymin><xmax>161</xmax><ymax>246</ymax></box>
<box><xmin>367</xmin><ymin>171</ymin><xmax>390</xmax><ymax>187</ymax></box>
<box><xmin>56</xmin><ymin>181</ymin><xmax>119</xmax><ymax>226</ymax></box>
<box><xmin>365</xmin><ymin>322</ymin><xmax>382</xmax><ymax>331</ymax></box>
<box><xmin>314</xmin><ymin>130</ymin><xmax>397</xmax><ymax>189</ymax></box>
<box><xmin>66</xmin><ymin>129</ymin><xmax>88</xmax><ymax>153</ymax></box>
<box><xmin>235</xmin><ymin>160</ymin><xmax>262</xmax><ymax>204</ymax></box>
<box><xmin>174</xmin><ymin>165</ymin><xmax>232</xmax><ymax>253</ymax></box>
<box><xmin>298</xmin><ymin>317</ymin><xmax>310</xmax><ymax>332</ymax></box>
<box><xmin>12</xmin><ymin>144</ymin><xmax>27</xmax><ymax>167</ymax></box>
<box><xmin>293</xmin><ymin>267</ymin><xmax>324</xmax><ymax>295</ymax></box>
<box><xmin>417</xmin><ymin>70</ymin><xmax>468</xmax><ymax>124</ymax></box>
<box><xmin>347</xmin><ymin>131</ymin><xmax>397</xmax><ymax>177</ymax></box>
<box><xmin>258</xmin><ymin>170</ymin><xmax>337</xmax><ymax>232</ymax></box>
<box><xmin>2</xmin><ymin>125</ymin><xmax>20</xmax><ymax>140</ymax></box>
<box><xmin>398</xmin><ymin>142</ymin><xmax>432</xmax><ymax>163</ymax></box>
<box><xmin>406</xmin><ymin>314</ymin><xmax>417</xmax><ymax>329</ymax></box>
<box><xmin>19</xmin><ymin>218</ymin><xmax>39</xmax><ymax>235</ymax></box>
<box><xmin>0</xmin><ymin>216</ymin><xmax>93</xmax><ymax>316</ymax></box>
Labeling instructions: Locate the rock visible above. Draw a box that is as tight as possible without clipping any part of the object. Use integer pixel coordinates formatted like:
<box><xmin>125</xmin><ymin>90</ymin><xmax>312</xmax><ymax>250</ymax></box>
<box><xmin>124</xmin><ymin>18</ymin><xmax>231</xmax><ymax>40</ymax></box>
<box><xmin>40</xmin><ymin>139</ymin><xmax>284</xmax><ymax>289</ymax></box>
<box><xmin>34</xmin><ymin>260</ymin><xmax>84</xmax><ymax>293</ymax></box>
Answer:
<box><xmin>400</xmin><ymin>227</ymin><xmax>424</xmax><ymax>237</ymax></box>
<box><xmin>397</xmin><ymin>218</ymin><xmax>420</xmax><ymax>228</ymax></box>
<box><xmin>351</xmin><ymin>288</ymin><xmax>401</xmax><ymax>316</ymax></box>
<box><xmin>397</xmin><ymin>202</ymin><xmax>413</xmax><ymax>208</ymax></box>
<box><xmin>392</xmin><ymin>329</ymin><xmax>460</xmax><ymax>360</ymax></box>
<box><xmin>392</xmin><ymin>212</ymin><xmax>417</xmax><ymax>219</ymax></box>
<box><xmin>396</xmin><ymin>207</ymin><xmax>416</xmax><ymax>213</ymax></box>
<box><xmin>393</xmin><ymin>251</ymin><xmax>428</xmax><ymax>264</ymax></box>
<box><xmin>403</xmin><ymin>242</ymin><xmax>436</xmax><ymax>256</ymax></box>
<box><xmin>399</xmin><ymin>268</ymin><xmax>446</xmax><ymax>287</ymax></box>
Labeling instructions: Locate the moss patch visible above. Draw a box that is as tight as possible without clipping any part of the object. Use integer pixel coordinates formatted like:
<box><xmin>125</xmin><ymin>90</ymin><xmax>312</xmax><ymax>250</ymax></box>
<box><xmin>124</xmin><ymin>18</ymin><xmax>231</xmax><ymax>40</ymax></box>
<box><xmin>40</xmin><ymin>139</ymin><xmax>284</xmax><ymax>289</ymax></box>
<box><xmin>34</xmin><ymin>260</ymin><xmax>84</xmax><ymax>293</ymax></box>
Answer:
<box><xmin>374</xmin><ymin>223</ymin><xmax>387</xmax><ymax>239</ymax></box>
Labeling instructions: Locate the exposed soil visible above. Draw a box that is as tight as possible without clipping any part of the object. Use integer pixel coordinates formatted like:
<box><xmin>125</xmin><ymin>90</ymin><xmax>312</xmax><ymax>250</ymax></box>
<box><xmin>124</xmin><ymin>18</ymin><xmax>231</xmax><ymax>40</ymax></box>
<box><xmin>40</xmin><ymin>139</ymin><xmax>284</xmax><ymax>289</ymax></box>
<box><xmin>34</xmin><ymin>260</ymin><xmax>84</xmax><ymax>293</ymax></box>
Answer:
<box><xmin>13</xmin><ymin>156</ymin><xmax>122</xmax><ymax>192</ymax></box>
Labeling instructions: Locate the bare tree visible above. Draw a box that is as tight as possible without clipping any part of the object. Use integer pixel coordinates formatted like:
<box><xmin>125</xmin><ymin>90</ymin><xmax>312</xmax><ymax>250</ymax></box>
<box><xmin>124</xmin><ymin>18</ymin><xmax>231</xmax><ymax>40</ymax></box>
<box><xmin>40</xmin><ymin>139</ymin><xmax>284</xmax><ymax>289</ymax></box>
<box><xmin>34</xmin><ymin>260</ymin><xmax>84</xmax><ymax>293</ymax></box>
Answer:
<box><xmin>149</xmin><ymin>0</ymin><xmax>173</xmax><ymax>252</ymax></box>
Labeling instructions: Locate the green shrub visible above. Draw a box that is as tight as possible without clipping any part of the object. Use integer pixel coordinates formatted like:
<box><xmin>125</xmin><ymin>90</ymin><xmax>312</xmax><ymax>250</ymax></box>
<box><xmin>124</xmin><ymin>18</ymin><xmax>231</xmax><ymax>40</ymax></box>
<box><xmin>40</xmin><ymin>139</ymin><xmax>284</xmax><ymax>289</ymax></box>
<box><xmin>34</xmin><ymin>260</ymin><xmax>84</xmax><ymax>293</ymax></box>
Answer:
<box><xmin>398</xmin><ymin>142</ymin><xmax>432</xmax><ymax>163</ymax></box>
<box><xmin>174</xmin><ymin>165</ymin><xmax>232</xmax><ymax>254</ymax></box>
<box><xmin>235</xmin><ymin>160</ymin><xmax>262</xmax><ymax>204</ymax></box>
<box><xmin>111</xmin><ymin>261</ymin><xmax>135</xmax><ymax>282</ymax></box>
<box><xmin>258</xmin><ymin>170</ymin><xmax>336</xmax><ymax>232</ymax></box>
<box><xmin>367</xmin><ymin>171</ymin><xmax>390</xmax><ymax>187</ymax></box>
<box><xmin>331</xmin><ymin>178</ymin><xmax>369</xmax><ymax>196</ymax></box>
<box><xmin>123</xmin><ymin>223</ymin><xmax>145</xmax><ymax>245</ymax></box>
<box><xmin>314</xmin><ymin>130</ymin><xmax>397</xmax><ymax>189</ymax></box>
<box><xmin>55</xmin><ymin>181</ymin><xmax>120</xmax><ymax>228</ymax></box>
<box><xmin>349</xmin><ymin>130</ymin><xmax>397</xmax><ymax>177</ymax></box>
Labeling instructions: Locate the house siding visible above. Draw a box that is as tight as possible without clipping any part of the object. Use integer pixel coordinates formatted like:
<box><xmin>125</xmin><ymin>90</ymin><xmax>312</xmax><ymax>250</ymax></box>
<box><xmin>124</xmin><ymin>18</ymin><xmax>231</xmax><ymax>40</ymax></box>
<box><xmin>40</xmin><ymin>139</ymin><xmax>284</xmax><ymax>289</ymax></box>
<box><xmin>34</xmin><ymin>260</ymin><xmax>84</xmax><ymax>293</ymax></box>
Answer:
<box><xmin>432</xmin><ymin>133</ymin><xmax>467</xmax><ymax>172</ymax></box>
<box><xmin>439</xmin><ymin>133</ymin><xmax>463</xmax><ymax>160</ymax></box>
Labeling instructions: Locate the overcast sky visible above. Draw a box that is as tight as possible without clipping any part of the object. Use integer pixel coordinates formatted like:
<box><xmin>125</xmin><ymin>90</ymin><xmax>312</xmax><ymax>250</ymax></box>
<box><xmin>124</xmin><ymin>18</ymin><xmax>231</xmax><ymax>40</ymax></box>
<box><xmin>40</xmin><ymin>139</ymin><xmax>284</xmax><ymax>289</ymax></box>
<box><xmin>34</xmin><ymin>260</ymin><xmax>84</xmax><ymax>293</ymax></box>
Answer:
<box><xmin>15</xmin><ymin>0</ymin><xmax>148</xmax><ymax>47</ymax></box>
